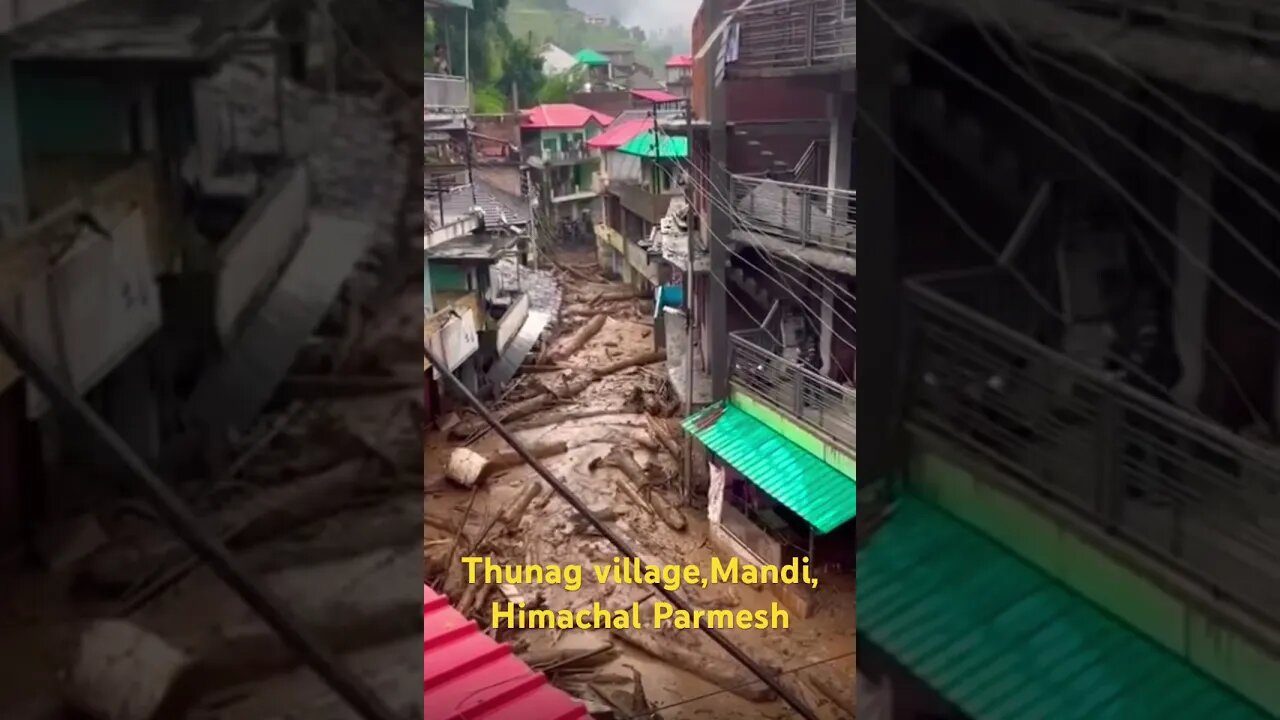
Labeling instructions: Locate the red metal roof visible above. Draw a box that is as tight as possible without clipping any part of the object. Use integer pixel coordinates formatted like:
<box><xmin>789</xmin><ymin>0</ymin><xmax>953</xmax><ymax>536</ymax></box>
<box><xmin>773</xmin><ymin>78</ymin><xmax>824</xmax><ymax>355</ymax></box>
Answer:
<box><xmin>630</xmin><ymin>89</ymin><xmax>682</xmax><ymax>104</ymax></box>
<box><xmin>520</xmin><ymin>104</ymin><xmax>613</xmax><ymax>130</ymax></box>
<box><xmin>423</xmin><ymin>585</ymin><xmax>589</xmax><ymax>720</ymax></box>
<box><xmin>587</xmin><ymin>118</ymin><xmax>650</xmax><ymax>150</ymax></box>
<box><xmin>666</xmin><ymin>54</ymin><xmax>693</xmax><ymax>68</ymax></box>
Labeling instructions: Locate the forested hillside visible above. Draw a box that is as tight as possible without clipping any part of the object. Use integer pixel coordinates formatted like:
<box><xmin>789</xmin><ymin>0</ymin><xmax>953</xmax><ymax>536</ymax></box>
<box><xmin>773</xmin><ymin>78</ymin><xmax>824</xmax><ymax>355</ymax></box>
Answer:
<box><xmin>504</xmin><ymin>0</ymin><xmax>678</xmax><ymax>73</ymax></box>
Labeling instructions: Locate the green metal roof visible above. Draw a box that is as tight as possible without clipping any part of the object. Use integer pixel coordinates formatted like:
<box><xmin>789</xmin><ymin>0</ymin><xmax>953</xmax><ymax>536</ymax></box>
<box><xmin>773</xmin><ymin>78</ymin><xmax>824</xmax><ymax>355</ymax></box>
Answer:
<box><xmin>682</xmin><ymin>402</ymin><xmax>856</xmax><ymax>534</ymax></box>
<box><xmin>618</xmin><ymin>131</ymin><xmax>688</xmax><ymax>160</ymax></box>
<box><xmin>574</xmin><ymin>49</ymin><xmax>611</xmax><ymax>66</ymax></box>
<box><xmin>859</xmin><ymin>495</ymin><xmax>1273</xmax><ymax>720</ymax></box>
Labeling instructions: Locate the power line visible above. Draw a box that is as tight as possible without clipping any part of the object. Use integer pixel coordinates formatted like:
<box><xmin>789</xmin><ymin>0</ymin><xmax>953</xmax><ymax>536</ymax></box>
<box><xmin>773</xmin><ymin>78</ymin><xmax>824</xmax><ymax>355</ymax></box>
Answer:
<box><xmin>965</xmin><ymin>5</ymin><xmax>1268</xmax><ymax>426</ymax></box>
<box><xmin>861</xmin><ymin>0</ymin><xmax>1280</xmax><ymax>345</ymax></box>
<box><xmin>423</xmin><ymin>343</ymin><xmax>822</xmax><ymax>720</ymax></box>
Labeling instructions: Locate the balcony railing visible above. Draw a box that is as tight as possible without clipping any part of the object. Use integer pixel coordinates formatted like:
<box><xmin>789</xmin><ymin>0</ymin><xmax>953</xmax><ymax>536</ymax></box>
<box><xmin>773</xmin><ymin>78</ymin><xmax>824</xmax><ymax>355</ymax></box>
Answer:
<box><xmin>728</xmin><ymin>0</ymin><xmax>855</xmax><ymax>75</ymax></box>
<box><xmin>423</xmin><ymin>74</ymin><xmax>470</xmax><ymax>112</ymax></box>
<box><xmin>1056</xmin><ymin>0</ymin><xmax>1280</xmax><ymax>51</ymax></box>
<box><xmin>730</xmin><ymin>175</ymin><xmax>856</xmax><ymax>255</ymax></box>
<box><xmin>730</xmin><ymin>329</ymin><xmax>856</xmax><ymax>452</ymax></box>
<box><xmin>612</xmin><ymin>180</ymin><xmax>678</xmax><ymax>225</ymax></box>
<box><xmin>905</xmin><ymin>266</ymin><xmax>1280</xmax><ymax>630</ymax></box>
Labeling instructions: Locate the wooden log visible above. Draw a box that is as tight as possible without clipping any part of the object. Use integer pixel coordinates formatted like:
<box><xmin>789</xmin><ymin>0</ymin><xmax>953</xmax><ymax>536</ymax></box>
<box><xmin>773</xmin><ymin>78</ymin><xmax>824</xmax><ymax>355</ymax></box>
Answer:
<box><xmin>594</xmin><ymin>350</ymin><xmax>667</xmax><ymax>378</ymax></box>
<box><xmin>444</xmin><ymin>441</ymin><xmax>568</xmax><ymax>488</ymax></box>
<box><xmin>282</xmin><ymin>374</ymin><xmax>419</xmax><ymax>397</ymax></box>
<box><xmin>83</xmin><ymin>460</ymin><xmax>370</xmax><ymax>593</ymax></box>
<box><xmin>597</xmin><ymin>450</ymin><xmax>685</xmax><ymax>531</ymax></box>
<box><xmin>523</xmin><ymin>641</ymin><xmax>619</xmax><ymax>671</ymax></box>
<box><xmin>507</xmin><ymin>407</ymin><xmax>629</xmax><ymax>431</ymax></box>
<box><xmin>810</xmin><ymin>674</ymin><xmax>856</xmax><ymax>718</ymax></box>
<box><xmin>553</xmin><ymin>314</ymin><xmax>607</xmax><ymax>361</ymax></box>
<box><xmin>609</xmin><ymin>628</ymin><xmax>774</xmax><ymax>702</ymax></box>
<box><xmin>644</xmin><ymin>415</ymin><xmax>683</xmax><ymax>460</ymax></box>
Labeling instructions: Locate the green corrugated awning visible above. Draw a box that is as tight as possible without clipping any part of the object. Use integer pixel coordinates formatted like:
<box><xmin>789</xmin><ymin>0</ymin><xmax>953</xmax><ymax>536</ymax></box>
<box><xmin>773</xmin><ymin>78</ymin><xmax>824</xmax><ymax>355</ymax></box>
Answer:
<box><xmin>575</xmin><ymin>49</ymin><xmax>610</xmax><ymax>66</ymax></box>
<box><xmin>860</xmin><ymin>495</ymin><xmax>1273</xmax><ymax>720</ymax></box>
<box><xmin>618</xmin><ymin>131</ymin><xmax>688</xmax><ymax>160</ymax></box>
<box><xmin>682</xmin><ymin>402</ymin><xmax>856</xmax><ymax>534</ymax></box>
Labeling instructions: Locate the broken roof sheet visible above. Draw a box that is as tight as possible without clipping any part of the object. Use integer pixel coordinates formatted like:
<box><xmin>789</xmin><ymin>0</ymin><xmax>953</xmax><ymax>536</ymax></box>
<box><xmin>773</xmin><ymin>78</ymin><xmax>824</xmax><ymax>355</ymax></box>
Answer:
<box><xmin>424</xmin><ymin>585</ymin><xmax>590</xmax><ymax>720</ymax></box>
<box><xmin>521</xmin><ymin>103</ymin><xmax>614</xmax><ymax>130</ymax></box>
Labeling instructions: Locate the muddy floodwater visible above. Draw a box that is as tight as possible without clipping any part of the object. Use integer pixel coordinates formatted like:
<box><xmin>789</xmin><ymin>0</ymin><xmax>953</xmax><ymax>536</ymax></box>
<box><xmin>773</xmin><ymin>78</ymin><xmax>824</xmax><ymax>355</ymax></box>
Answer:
<box><xmin>426</xmin><ymin>251</ymin><xmax>855</xmax><ymax>719</ymax></box>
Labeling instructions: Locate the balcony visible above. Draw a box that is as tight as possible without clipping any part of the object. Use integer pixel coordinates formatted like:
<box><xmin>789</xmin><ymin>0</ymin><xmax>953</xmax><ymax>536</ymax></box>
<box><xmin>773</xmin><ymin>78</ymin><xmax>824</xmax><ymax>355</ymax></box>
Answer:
<box><xmin>904</xmin><ymin>266</ymin><xmax>1280</xmax><ymax>630</ymax></box>
<box><xmin>730</xmin><ymin>329</ymin><xmax>856</xmax><ymax>452</ymax></box>
<box><xmin>612</xmin><ymin>180</ymin><xmax>679</xmax><ymax>225</ymax></box>
<box><xmin>423</xmin><ymin>74</ymin><xmax>470</xmax><ymax>113</ymax></box>
<box><xmin>526</xmin><ymin>145</ymin><xmax>592</xmax><ymax>168</ymax></box>
<box><xmin>726</xmin><ymin>0</ymin><xmax>855</xmax><ymax>79</ymax></box>
<box><xmin>214</xmin><ymin>162</ymin><xmax>309</xmax><ymax>342</ymax></box>
<box><xmin>729</xmin><ymin>174</ymin><xmax>856</xmax><ymax>259</ymax></box>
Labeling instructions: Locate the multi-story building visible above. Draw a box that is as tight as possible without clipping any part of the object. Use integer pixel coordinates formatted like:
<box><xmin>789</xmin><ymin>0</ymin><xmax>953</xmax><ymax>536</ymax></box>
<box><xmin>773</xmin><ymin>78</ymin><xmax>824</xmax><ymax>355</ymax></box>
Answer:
<box><xmin>679</xmin><ymin>0</ymin><xmax>857</xmax><ymax>618</ymax></box>
<box><xmin>665</xmin><ymin>54</ymin><xmax>693</xmax><ymax>98</ymax></box>
<box><xmin>0</xmin><ymin>0</ymin><xmax>359</xmax><ymax>546</ymax></box>
<box><xmin>857</xmin><ymin>1</ymin><xmax>1280</xmax><ymax>717</ymax></box>
<box><xmin>520</xmin><ymin>103</ymin><xmax>612</xmax><ymax>247</ymax></box>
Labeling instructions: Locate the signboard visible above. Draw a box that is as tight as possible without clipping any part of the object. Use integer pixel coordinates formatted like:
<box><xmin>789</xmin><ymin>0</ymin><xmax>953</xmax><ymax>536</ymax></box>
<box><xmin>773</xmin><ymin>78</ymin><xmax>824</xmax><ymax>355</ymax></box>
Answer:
<box><xmin>426</xmin><ymin>308</ymin><xmax>479</xmax><ymax>379</ymax></box>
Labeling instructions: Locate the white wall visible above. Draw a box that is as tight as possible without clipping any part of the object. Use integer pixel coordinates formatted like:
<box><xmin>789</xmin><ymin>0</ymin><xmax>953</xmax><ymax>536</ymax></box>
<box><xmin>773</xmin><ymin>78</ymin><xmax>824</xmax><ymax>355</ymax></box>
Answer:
<box><xmin>24</xmin><ymin>208</ymin><xmax>161</xmax><ymax>416</ymax></box>
<box><xmin>215</xmin><ymin>164</ymin><xmax>309</xmax><ymax>341</ymax></box>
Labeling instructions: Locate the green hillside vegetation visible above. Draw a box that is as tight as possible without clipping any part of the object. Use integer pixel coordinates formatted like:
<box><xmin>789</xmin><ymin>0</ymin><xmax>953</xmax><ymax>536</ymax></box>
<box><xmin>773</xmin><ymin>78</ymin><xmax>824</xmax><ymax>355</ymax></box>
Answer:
<box><xmin>425</xmin><ymin>0</ymin><xmax>547</xmax><ymax>113</ymax></box>
<box><xmin>505</xmin><ymin>0</ymin><xmax>675</xmax><ymax>74</ymax></box>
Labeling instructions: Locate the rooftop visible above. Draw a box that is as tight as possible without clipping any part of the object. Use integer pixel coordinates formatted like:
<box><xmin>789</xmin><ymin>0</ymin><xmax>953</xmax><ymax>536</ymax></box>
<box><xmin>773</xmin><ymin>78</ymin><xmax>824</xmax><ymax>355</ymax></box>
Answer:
<box><xmin>618</xmin><ymin>130</ymin><xmax>689</xmax><ymax>160</ymax></box>
<box><xmin>666</xmin><ymin>54</ymin><xmax>694</xmax><ymax>68</ymax></box>
<box><xmin>586</xmin><ymin>118</ymin><xmax>650</xmax><ymax>150</ymax></box>
<box><xmin>521</xmin><ymin>103</ymin><xmax>614</xmax><ymax>130</ymax></box>
<box><xmin>630</xmin><ymin>88</ymin><xmax>682</xmax><ymax>105</ymax></box>
<box><xmin>425</xmin><ymin>231</ymin><xmax>517</xmax><ymax>263</ymax></box>
<box><xmin>573</xmin><ymin>48</ymin><xmax>610</xmax><ymax>66</ymax></box>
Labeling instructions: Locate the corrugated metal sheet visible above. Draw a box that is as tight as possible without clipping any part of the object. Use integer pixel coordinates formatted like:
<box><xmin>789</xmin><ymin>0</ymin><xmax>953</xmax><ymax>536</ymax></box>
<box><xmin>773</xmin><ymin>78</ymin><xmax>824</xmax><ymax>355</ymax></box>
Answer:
<box><xmin>859</xmin><ymin>495</ymin><xmax>1273</xmax><ymax>720</ymax></box>
<box><xmin>424</xmin><ymin>585</ymin><xmax>589</xmax><ymax>720</ymax></box>
<box><xmin>682</xmin><ymin>401</ymin><xmax>856</xmax><ymax>533</ymax></box>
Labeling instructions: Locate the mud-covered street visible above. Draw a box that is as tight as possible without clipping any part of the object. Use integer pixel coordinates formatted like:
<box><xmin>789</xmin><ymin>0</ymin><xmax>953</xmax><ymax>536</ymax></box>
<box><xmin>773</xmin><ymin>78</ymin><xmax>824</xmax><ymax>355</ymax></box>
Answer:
<box><xmin>425</xmin><ymin>250</ymin><xmax>855</xmax><ymax>719</ymax></box>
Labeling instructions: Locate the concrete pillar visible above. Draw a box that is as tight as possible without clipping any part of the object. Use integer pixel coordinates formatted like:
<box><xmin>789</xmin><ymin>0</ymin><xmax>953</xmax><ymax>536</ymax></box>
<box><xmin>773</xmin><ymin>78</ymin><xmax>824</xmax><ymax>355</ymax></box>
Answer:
<box><xmin>827</xmin><ymin>91</ymin><xmax>855</xmax><ymax>193</ymax></box>
<box><xmin>819</xmin><ymin>285</ymin><xmax>835</xmax><ymax>375</ymax></box>
<box><xmin>0</xmin><ymin>54</ymin><xmax>26</xmax><ymax>234</ymax></box>
<box><xmin>1170</xmin><ymin>147</ymin><xmax>1213</xmax><ymax>411</ymax></box>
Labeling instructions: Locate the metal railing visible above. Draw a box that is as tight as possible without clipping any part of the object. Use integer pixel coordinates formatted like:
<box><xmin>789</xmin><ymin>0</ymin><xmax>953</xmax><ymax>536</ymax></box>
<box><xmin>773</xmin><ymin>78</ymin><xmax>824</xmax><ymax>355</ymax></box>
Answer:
<box><xmin>729</xmin><ymin>174</ymin><xmax>856</xmax><ymax>255</ymax></box>
<box><xmin>1056</xmin><ymin>0</ymin><xmax>1280</xmax><ymax>51</ymax></box>
<box><xmin>728</xmin><ymin>0</ymin><xmax>856</xmax><ymax>74</ymax></box>
<box><xmin>612</xmin><ymin>180</ymin><xmax>678</xmax><ymax>224</ymax></box>
<box><xmin>423</xmin><ymin>74</ymin><xmax>470</xmax><ymax>112</ymax></box>
<box><xmin>905</xmin><ymin>266</ymin><xmax>1280</xmax><ymax>630</ymax></box>
<box><xmin>730</xmin><ymin>329</ymin><xmax>856</xmax><ymax>452</ymax></box>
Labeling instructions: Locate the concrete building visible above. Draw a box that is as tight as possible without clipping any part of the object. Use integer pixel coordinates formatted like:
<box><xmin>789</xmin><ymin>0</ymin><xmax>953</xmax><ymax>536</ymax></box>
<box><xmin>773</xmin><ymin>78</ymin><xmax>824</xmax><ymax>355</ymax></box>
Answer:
<box><xmin>0</xmin><ymin>0</ymin><xmax>369</xmax><ymax>547</ymax></box>
<box><xmin>856</xmin><ymin>0</ymin><xmax>1280</xmax><ymax>717</ymax></box>
<box><xmin>519</xmin><ymin>103</ymin><xmax>612</xmax><ymax>248</ymax></box>
<box><xmin>678</xmin><ymin>0</ymin><xmax>857</xmax><ymax>619</ymax></box>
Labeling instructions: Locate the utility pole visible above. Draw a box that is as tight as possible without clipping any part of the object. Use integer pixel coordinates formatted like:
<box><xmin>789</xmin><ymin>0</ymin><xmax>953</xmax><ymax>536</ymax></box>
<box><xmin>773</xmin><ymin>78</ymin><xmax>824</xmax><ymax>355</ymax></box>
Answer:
<box><xmin>707</xmin><ymin>0</ymin><xmax>731</xmax><ymax>401</ymax></box>
<box><xmin>682</xmin><ymin>95</ymin><xmax>696</xmax><ymax>505</ymax></box>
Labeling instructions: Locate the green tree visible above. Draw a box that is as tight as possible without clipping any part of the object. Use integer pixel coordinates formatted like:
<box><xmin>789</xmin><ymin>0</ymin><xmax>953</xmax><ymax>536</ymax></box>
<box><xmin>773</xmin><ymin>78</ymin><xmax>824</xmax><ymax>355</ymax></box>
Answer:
<box><xmin>537</xmin><ymin>67</ymin><xmax>584</xmax><ymax>103</ymax></box>
<box><xmin>499</xmin><ymin>36</ymin><xmax>546</xmax><ymax>107</ymax></box>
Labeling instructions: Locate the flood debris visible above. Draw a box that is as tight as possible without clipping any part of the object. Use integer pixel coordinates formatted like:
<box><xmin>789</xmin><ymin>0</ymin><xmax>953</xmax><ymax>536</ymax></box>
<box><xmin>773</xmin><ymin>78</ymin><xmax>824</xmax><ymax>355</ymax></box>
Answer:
<box><xmin>444</xmin><ymin>440</ymin><xmax>569</xmax><ymax>488</ymax></box>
